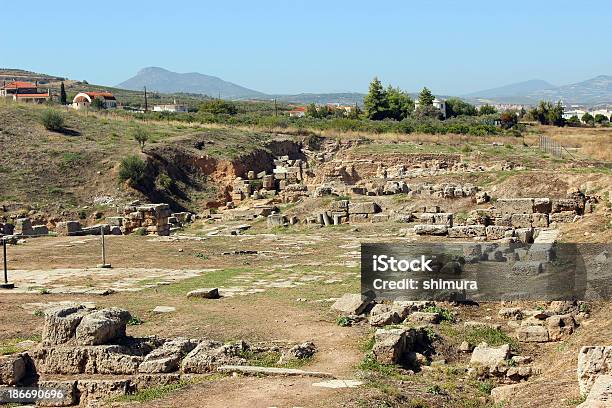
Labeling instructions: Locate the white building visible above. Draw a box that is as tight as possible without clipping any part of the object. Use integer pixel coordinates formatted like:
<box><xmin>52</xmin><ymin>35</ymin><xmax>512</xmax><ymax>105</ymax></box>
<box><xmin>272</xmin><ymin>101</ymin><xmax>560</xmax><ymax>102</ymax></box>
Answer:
<box><xmin>72</xmin><ymin>92</ymin><xmax>117</xmax><ymax>109</ymax></box>
<box><xmin>414</xmin><ymin>97</ymin><xmax>446</xmax><ymax>118</ymax></box>
<box><xmin>153</xmin><ymin>101</ymin><xmax>188</xmax><ymax>113</ymax></box>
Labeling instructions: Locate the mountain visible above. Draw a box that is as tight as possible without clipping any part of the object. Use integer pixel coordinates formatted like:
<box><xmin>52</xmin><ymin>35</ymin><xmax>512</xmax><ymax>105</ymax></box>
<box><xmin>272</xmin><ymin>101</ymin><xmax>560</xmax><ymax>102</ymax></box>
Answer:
<box><xmin>271</xmin><ymin>92</ymin><xmax>365</xmax><ymax>105</ymax></box>
<box><xmin>466</xmin><ymin>76</ymin><xmax>611</xmax><ymax>105</ymax></box>
<box><xmin>465</xmin><ymin>79</ymin><xmax>556</xmax><ymax>99</ymax></box>
<box><xmin>117</xmin><ymin>67</ymin><xmax>266</xmax><ymax>100</ymax></box>
<box><xmin>526</xmin><ymin>75</ymin><xmax>612</xmax><ymax>105</ymax></box>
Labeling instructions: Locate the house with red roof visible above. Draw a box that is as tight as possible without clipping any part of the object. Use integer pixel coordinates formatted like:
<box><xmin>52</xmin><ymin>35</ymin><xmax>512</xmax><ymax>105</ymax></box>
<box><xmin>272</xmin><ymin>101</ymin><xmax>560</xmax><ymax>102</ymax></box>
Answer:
<box><xmin>288</xmin><ymin>106</ymin><xmax>307</xmax><ymax>118</ymax></box>
<box><xmin>0</xmin><ymin>81</ymin><xmax>50</xmax><ymax>103</ymax></box>
<box><xmin>72</xmin><ymin>91</ymin><xmax>118</xmax><ymax>110</ymax></box>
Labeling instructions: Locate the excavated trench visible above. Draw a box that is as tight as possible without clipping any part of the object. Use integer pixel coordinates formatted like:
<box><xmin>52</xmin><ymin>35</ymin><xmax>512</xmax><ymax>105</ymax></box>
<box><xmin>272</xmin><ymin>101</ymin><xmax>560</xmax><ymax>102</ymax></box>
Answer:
<box><xmin>143</xmin><ymin>138</ymin><xmax>305</xmax><ymax>211</ymax></box>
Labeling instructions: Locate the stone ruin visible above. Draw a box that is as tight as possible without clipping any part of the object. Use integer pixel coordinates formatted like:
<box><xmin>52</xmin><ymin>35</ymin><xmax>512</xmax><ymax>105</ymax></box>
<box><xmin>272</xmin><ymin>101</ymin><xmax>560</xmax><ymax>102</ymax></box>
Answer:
<box><xmin>414</xmin><ymin>193</ymin><xmax>594</xmax><ymax>241</ymax></box>
<box><xmin>230</xmin><ymin>155</ymin><xmax>310</xmax><ymax>206</ymax></box>
<box><xmin>0</xmin><ymin>305</ymin><xmax>316</xmax><ymax>406</ymax></box>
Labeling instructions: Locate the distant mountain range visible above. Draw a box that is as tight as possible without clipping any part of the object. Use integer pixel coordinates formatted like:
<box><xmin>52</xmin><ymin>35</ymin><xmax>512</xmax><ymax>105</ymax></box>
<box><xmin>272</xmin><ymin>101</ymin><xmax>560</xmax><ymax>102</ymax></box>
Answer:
<box><xmin>117</xmin><ymin>67</ymin><xmax>266</xmax><ymax>100</ymax></box>
<box><xmin>466</xmin><ymin>76</ymin><xmax>612</xmax><ymax>105</ymax></box>
<box><xmin>65</xmin><ymin>67</ymin><xmax>606</xmax><ymax>106</ymax></box>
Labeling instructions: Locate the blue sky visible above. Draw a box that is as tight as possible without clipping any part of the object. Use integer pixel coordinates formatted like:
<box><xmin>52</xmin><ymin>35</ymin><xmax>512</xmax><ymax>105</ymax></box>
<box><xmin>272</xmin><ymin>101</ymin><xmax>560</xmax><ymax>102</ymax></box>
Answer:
<box><xmin>3</xmin><ymin>0</ymin><xmax>611</xmax><ymax>95</ymax></box>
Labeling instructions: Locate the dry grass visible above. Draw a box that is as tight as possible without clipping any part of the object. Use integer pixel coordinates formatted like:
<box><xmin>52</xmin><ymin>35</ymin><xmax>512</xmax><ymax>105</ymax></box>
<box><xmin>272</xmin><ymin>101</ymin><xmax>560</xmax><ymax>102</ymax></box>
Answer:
<box><xmin>532</xmin><ymin>125</ymin><xmax>612</xmax><ymax>162</ymax></box>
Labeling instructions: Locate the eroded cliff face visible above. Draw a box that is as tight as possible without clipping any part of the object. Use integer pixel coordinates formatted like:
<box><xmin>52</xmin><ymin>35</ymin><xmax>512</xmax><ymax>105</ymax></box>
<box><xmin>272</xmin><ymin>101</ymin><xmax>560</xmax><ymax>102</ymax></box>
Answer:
<box><xmin>144</xmin><ymin>137</ymin><xmax>305</xmax><ymax>210</ymax></box>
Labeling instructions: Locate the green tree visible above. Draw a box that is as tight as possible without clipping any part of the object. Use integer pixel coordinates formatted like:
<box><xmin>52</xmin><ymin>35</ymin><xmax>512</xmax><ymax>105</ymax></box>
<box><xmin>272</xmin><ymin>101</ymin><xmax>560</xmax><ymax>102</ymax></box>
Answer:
<box><xmin>550</xmin><ymin>101</ymin><xmax>565</xmax><ymax>126</ymax></box>
<box><xmin>499</xmin><ymin>111</ymin><xmax>518</xmax><ymax>129</ymax></box>
<box><xmin>364</xmin><ymin>77</ymin><xmax>389</xmax><ymax>120</ymax></box>
<box><xmin>594</xmin><ymin>114</ymin><xmax>609</xmax><ymax>125</ymax></box>
<box><xmin>446</xmin><ymin>97</ymin><xmax>477</xmax><ymax>117</ymax></box>
<box><xmin>418</xmin><ymin>87</ymin><xmax>435</xmax><ymax>107</ymax></box>
<box><xmin>582</xmin><ymin>112</ymin><xmax>595</xmax><ymax>127</ymax></box>
<box><xmin>198</xmin><ymin>99</ymin><xmax>238</xmax><ymax>115</ymax></box>
<box><xmin>386</xmin><ymin>86</ymin><xmax>414</xmax><ymax>121</ymax></box>
<box><xmin>60</xmin><ymin>82</ymin><xmax>67</xmax><ymax>105</ymax></box>
<box><xmin>478</xmin><ymin>104</ymin><xmax>497</xmax><ymax>115</ymax></box>
<box><xmin>305</xmin><ymin>103</ymin><xmax>319</xmax><ymax>118</ymax></box>
<box><xmin>566</xmin><ymin>115</ymin><xmax>581</xmax><ymax>127</ymax></box>
<box><xmin>346</xmin><ymin>104</ymin><xmax>362</xmax><ymax>119</ymax></box>
<box><xmin>132</xmin><ymin>127</ymin><xmax>150</xmax><ymax>151</ymax></box>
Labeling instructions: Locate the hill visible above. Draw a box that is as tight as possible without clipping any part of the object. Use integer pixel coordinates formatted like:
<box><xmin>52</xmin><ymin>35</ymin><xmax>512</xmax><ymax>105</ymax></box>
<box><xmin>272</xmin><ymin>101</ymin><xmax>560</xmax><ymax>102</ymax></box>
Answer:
<box><xmin>466</xmin><ymin>79</ymin><xmax>555</xmax><ymax>98</ymax></box>
<box><xmin>468</xmin><ymin>76</ymin><xmax>612</xmax><ymax>105</ymax></box>
<box><xmin>117</xmin><ymin>67</ymin><xmax>266</xmax><ymax>100</ymax></box>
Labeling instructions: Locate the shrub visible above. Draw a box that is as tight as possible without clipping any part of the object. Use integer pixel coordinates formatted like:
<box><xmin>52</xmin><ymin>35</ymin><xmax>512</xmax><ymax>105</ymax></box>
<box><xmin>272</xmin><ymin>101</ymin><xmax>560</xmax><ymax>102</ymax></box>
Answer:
<box><xmin>118</xmin><ymin>155</ymin><xmax>148</xmax><ymax>186</ymax></box>
<box><xmin>157</xmin><ymin>173</ymin><xmax>174</xmax><ymax>191</ymax></box>
<box><xmin>41</xmin><ymin>109</ymin><xmax>64</xmax><ymax>131</ymax></box>
<box><xmin>423</xmin><ymin>305</ymin><xmax>455</xmax><ymax>322</ymax></box>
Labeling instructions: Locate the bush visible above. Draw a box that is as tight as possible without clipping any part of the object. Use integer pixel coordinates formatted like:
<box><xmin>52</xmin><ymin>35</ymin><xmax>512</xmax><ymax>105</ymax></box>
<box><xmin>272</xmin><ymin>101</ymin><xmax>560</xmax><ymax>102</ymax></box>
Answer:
<box><xmin>118</xmin><ymin>155</ymin><xmax>148</xmax><ymax>186</ymax></box>
<box><xmin>41</xmin><ymin>109</ymin><xmax>64</xmax><ymax>131</ymax></box>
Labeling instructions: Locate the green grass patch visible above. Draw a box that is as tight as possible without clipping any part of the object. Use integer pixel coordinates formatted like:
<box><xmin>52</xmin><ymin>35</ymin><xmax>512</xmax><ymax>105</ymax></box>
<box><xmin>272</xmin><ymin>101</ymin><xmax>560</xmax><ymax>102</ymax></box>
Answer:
<box><xmin>463</xmin><ymin>327</ymin><xmax>519</xmax><ymax>351</ymax></box>
<box><xmin>159</xmin><ymin>268</ymin><xmax>246</xmax><ymax>295</ymax></box>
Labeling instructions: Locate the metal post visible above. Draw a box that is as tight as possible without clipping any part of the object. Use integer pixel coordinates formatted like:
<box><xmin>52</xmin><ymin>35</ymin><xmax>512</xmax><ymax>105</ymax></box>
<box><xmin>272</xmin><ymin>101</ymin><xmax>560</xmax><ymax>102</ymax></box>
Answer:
<box><xmin>97</xmin><ymin>227</ymin><xmax>111</xmax><ymax>268</ymax></box>
<box><xmin>1</xmin><ymin>239</ymin><xmax>14</xmax><ymax>289</ymax></box>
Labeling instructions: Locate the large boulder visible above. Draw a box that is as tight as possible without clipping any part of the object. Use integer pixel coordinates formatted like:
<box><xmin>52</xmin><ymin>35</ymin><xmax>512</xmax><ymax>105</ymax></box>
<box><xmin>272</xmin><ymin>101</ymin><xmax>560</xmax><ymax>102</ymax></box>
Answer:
<box><xmin>577</xmin><ymin>374</ymin><xmax>612</xmax><ymax>408</ymax></box>
<box><xmin>181</xmin><ymin>341</ymin><xmax>245</xmax><ymax>374</ymax></box>
<box><xmin>36</xmin><ymin>380</ymin><xmax>78</xmax><ymax>407</ymax></box>
<box><xmin>372</xmin><ymin>328</ymin><xmax>410</xmax><ymax>365</ymax></box>
<box><xmin>138</xmin><ymin>338</ymin><xmax>198</xmax><ymax>373</ymax></box>
<box><xmin>0</xmin><ymin>354</ymin><xmax>27</xmax><ymax>385</ymax></box>
<box><xmin>331</xmin><ymin>294</ymin><xmax>370</xmax><ymax>315</ymax></box>
<box><xmin>75</xmin><ymin>308</ymin><xmax>131</xmax><ymax>346</ymax></box>
<box><xmin>577</xmin><ymin>346</ymin><xmax>612</xmax><ymax>395</ymax></box>
<box><xmin>516</xmin><ymin>325</ymin><xmax>549</xmax><ymax>342</ymax></box>
<box><xmin>42</xmin><ymin>306</ymin><xmax>89</xmax><ymax>346</ymax></box>
<box><xmin>470</xmin><ymin>343</ymin><xmax>510</xmax><ymax>368</ymax></box>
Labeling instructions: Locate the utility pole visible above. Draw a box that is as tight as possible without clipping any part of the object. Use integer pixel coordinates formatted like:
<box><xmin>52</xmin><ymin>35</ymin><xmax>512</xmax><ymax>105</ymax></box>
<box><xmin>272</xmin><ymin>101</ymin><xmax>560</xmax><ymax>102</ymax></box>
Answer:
<box><xmin>144</xmin><ymin>86</ymin><xmax>148</xmax><ymax>112</ymax></box>
<box><xmin>1</xmin><ymin>239</ymin><xmax>14</xmax><ymax>289</ymax></box>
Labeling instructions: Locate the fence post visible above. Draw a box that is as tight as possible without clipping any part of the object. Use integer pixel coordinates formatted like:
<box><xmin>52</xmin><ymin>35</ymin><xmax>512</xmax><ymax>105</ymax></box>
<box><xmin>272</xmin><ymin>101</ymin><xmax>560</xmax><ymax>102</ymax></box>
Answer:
<box><xmin>1</xmin><ymin>239</ymin><xmax>14</xmax><ymax>289</ymax></box>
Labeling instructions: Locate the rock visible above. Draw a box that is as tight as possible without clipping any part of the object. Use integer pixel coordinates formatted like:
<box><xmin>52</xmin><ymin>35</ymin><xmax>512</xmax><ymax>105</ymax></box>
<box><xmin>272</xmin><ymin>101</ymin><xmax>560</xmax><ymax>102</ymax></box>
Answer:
<box><xmin>533</xmin><ymin>198</ymin><xmax>552</xmax><ymax>214</ymax></box>
<box><xmin>499</xmin><ymin>307</ymin><xmax>523</xmax><ymax>320</ymax></box>
<box><xmin>577</xmin><ymin>346</ymin><xmax>612</xmax><ymax>395</ymax></box>
<box><xmin>551</xmin><ymin>211</ymin><xmax>577</xmax><ymax>223</ymax></box>
<box><xmin>331</xmin><ymin>294</ymin><xmax>370</xmax><ymax>315</ymax></box>
<box><xmin>391</xmin><ymin>301</ymin><xmax>434</xmax><ymax>320</ymax></box>
<box><xmin>511</xmin><ymin>213</ymin><xmax>532</xmax><ymax>228</ymax></box>
<box><xmin>577</xmin><ymin>374</ymin><xmax>612</xmax><ymax>408</ymax></box>
<box><xmin>486</xmin><ymin>225</ymin><xmax>511</xmax><ymax>240</ymax></box>
<box><xmin>470</xmin><ymin>343</ymin><xmax>510</xmax><ymax>367</ymax></box>
<box><xmin>414</xmin><ymin>224</ymin><xmax>448</xmax><ymax>236</ymax></box>
<box><xmin>491</xmin><ymin>383</ymin><xmax>525</xmax><ymax>404</ymax></box>
<box><xmin>0</xmin><ymin>354</ymin><xmax>27</xmax><ymax>385</ymax></box>
<box><xmin>516</xmin><ymin>325</ymin><xmax>549</xmax><ymax>342</ymax></box>
<box><xmin>372</xmin><ymin>328</ymin><xmax>410</xmax><ymax>365</ymax></box>
<box><xmin>36</xmin><ymin>380</ymin><xmax>78</xmax><ymax>406</ymax></box>
<box><xmin>549</xmin><ymin>300</ymin><xmax>578</xmax><ymax>314</ymax></box>
<box><xmin>448</xmin><ymin>225</ymin><xmax>486</xmax><ymax>238</ymax></box>
<box><xmin>546</xmin><ymin>314</ymin><xmax>577</xmax><ymax>341</ymax></box>
<box><xmin>181</xmin><ymin>340</ymin><xmax>244</xmax><ymax>374</ymax></box>
<box><xmin>511</xmin><ymin>355</ymin><xmax>532</xmax><ymax>365</ymax></box>
<box><xmin>217</xmin><ymin>365</ymin><xmax>333</xmax><ymax>378</ymax></box>
<box><xmin>267</xmin><ymin>214</ymin><xmax>287</xmax><ymax>227</ymax></box>
<box><xmin>152</xmin><ymin>306</ymin><xmax>176</xmax><ymax>313</ymax></box>
<box><xmin>77</xmin><ymin>379</ymin><xmax>132</xmax><ymax>403</ymax></box>
<box><xmin>312</xmin><ymin>379</ymin><xmax>364</xmax><ymax>388</ymax></box>
<box><xmin>496</xmin><ymin>198</ymin><xmax>534</xmax><ymax>215</ymax></box>
<box><xmin>42</xmin><ymin>306</ymin><xmax>88</xmax><ymax>346</ymax></box>
<box><xmin>32</xmin><ymin>344</ymin><xmax>149</xmax><ymax>375</ymax></box>
<box><xmin>348</xmin><ymin>202</ymin><xmax>381</xmax><ymax>214</ymax></box>
<box><xmin>281</xmin><ymin>342</ymin><xmax>316</xmax><ymax>362</ymax></box>
<box><xmin>407</xmin><ymin>312</ymin><xmax>440</xmax><ymax>324</ymax></box>
<box><xmin>369</xmin><ymin>311</ymin><xmax>402</xmax><ymax>327</ymax></box>
<box><xmin>186</xmin><ymin>288</ymin><xmax>220</xmax><ymax>299</ymax></box>
<box><xmin>139</xmin><ymin>338</ymin><xmax>198</xmax><ymax>373</ymax></box>
<box><xmin>75</xmin><ymin>308</ymin><xmax>131</xmax><ymax>346</ymax></box>
<box><xmin>459</xmin><ymin>341</ymin><xmax>473</xmax><ymax>353</ymax></box>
